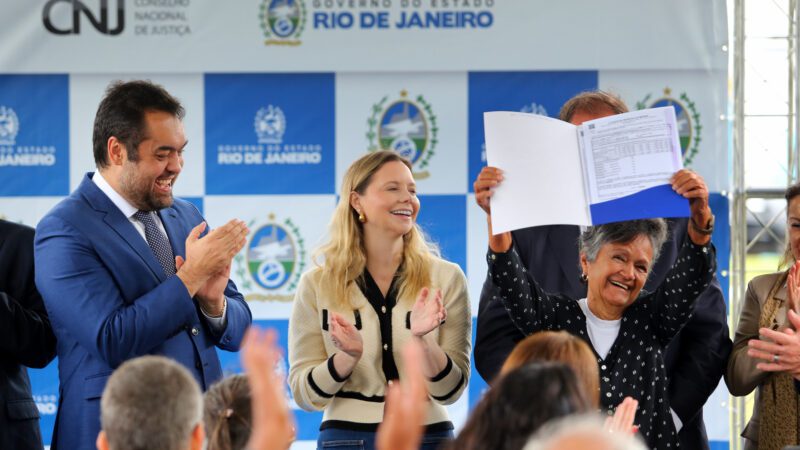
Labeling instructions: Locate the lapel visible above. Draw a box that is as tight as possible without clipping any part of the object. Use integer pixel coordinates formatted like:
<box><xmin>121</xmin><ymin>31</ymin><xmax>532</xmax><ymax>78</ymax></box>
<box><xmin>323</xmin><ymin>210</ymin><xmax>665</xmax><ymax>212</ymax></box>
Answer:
<box><xmin>79</xmin><ymin>173</ymin><xmax>167</xmax><ymax>282</ymax></box>
<box><xmin>547</xmin><ymin>225</ymin><xmax>583</xmax><ymax>292</ymax></box>
<box><xmin>774</xmin><ymin>279</ymin><xmax>787</xmax><ymax>302</ymax></box>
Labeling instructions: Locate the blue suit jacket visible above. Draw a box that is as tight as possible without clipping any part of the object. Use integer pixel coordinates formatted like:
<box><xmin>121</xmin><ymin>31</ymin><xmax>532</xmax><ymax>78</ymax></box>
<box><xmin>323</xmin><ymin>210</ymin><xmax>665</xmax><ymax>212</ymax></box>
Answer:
<box><xmin>474</xmin><ymin>219</ymin><xmax>731</xmax><ymax>450</ymax></box>
<box><xmin>34</xmin><ymin>173</ymin><xmax>252</xmax><ymax>450</ymax></box>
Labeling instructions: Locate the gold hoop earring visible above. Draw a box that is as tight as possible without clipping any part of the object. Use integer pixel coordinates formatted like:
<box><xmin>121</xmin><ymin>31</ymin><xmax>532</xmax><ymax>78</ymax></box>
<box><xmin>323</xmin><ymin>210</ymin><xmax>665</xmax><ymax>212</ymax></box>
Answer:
<box><xmin>358</xmin><ymin>211</ymin><xmax>366</xmax><ymax>223</ymax></box>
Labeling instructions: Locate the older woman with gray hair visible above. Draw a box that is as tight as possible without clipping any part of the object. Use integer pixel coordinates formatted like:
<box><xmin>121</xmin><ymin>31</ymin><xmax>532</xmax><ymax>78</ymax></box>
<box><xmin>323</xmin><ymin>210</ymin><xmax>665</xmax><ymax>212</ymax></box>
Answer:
<box><xmin>482</xmin><ymin>169</ymin><xmax>716</xmax><ymax>450</ymax></box>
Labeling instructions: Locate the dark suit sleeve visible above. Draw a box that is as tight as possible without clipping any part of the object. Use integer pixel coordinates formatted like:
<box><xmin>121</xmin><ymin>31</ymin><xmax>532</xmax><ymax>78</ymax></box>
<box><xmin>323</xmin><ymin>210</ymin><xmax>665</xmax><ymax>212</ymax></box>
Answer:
<box><xmin>0</xmin><ymin>222</ymin><xmax>56</xmax><ymax>368</ymax></box>
<box><xmin>667</xmin><ymin>275</ymin><xmax>731</xmax><ymax>425</ymax></box>
<box><xmin>474</xmin><ymin>275</ymin><xmax>525</xmax><ymax>382</ymax></box>
<box><xmin>0</xmin><ymin>292</ymin><xmax>56</xmax><ymax>368</ymax></box>
<box><xmin>657</xmin><ymin>221</ymin><xmax>732</xmax><ymax>427</ymax></box>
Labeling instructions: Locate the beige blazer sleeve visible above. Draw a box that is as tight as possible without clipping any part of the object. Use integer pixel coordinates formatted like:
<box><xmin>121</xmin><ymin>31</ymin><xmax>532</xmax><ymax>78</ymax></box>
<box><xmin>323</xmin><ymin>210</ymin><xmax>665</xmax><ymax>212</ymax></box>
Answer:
<box><xmin>425</xmin><ymin>262</ymin><xmax>472</xmax><ymax>405</ymax></box>
<box><xmin>725</xmin><ymin>273</ymin><xmax>780</xmax><ymax>396</ymax></box>
<box><xmin>288</xmin><ymin>271</ymin><xmax>347</xmax><ymax>411</ymax></box>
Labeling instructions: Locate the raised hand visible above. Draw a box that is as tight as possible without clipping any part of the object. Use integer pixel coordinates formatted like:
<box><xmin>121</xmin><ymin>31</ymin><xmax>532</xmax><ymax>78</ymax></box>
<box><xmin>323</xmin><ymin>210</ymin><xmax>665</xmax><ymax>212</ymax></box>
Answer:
<box><xmin>748</xmin><ymin>309</ymin><xmax>800</xmax><ymax>379</ymax></box>
<box><xmin>605</xmin><ymin>396</ymin><xmax>639</xmax><ymax>435</ymax></box>
<box><xmin>410</xmin><ymin>288</ymin><xmax>446</xmax><ymax>338</ymax></box>
<box><xmin>241</xmin><ymin>327</ymin><xmax>295</xmax><ymax>450</ymax></box>
<box><xmin>473</xmin><ymin>166</ymin><xmax>504</xmax><ymax>216</ymax></box>
<box><xmin>670</xmin><ymin>169</ymin><xmax>712</xmax><ymax>244</ymax></box>
<box><xmin>329</xmin><ymin>311</ymin><xmax>363</xmax><ymax>358</ymax></box>
<box><xmin>376</xmin><ymin>339</ymin><xmax>428</xmax><ymax>450</ymax></box>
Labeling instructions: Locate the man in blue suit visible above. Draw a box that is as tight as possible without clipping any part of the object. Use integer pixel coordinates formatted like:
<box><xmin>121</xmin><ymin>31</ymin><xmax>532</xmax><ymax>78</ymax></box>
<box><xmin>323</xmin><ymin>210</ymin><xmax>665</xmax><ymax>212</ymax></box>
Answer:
<box><xmin>34</xmin><ymin>80</ymin><xmax>252</xmax><ymax>449</ymax></box>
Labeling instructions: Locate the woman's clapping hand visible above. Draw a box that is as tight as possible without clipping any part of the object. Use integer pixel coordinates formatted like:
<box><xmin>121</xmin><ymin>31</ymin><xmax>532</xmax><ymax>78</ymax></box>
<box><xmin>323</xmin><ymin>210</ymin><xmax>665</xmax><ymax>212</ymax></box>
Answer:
<box><xmin>410</xmin><ymin>287</ymin><xmax>446</xmax><ymax>338</ymax></box>
<box><xmin>748</xmin><ymin>309</ymin><xmax>800</xmax><ymax>380</ymax></box>
<box><xmin>329</xmin><ymin>311</ymin><xmax>364</xmax><ymax>358</ymax></box>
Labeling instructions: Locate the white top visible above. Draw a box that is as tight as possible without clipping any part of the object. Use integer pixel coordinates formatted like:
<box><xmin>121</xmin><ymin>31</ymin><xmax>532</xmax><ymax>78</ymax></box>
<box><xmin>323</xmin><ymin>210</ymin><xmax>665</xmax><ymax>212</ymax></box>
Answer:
<box><xmin>577</xmin><ymin>298</ymin><xmax>620</xmax><ymax>359</ymax></box>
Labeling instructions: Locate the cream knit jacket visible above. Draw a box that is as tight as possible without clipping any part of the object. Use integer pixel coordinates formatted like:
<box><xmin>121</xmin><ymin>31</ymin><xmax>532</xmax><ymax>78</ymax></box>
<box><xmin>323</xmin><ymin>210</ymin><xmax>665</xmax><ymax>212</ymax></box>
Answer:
<box><xmin>288</xmin><ymin>257</ymin><xmax>471</xmax><ymax>429</ymax></box>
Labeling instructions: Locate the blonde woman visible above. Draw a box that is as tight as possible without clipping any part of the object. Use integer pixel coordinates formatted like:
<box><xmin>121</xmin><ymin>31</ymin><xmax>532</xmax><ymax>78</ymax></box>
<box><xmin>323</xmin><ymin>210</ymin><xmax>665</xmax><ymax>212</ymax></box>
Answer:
<box><xmin>288</xmin><ymin>151</ymin><xmax>471</xmax><ymax>450</ymax></box>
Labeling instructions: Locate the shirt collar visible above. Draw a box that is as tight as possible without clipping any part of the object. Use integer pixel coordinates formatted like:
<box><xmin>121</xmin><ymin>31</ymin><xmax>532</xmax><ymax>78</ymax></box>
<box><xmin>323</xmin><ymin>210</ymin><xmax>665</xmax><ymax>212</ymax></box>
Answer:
<box><xmin>92</xmin><ymin>171</ymin><xmax>140</xmax><ymax>219</ymax></box>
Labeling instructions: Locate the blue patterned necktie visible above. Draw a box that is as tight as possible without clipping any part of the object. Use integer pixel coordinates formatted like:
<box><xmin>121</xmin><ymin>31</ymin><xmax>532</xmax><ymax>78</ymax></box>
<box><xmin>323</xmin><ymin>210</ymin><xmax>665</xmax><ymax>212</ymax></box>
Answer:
<box><xmin>133</xmin><ymin>210</ymin><xmax>176</xmax><ymax>276</ymax></box>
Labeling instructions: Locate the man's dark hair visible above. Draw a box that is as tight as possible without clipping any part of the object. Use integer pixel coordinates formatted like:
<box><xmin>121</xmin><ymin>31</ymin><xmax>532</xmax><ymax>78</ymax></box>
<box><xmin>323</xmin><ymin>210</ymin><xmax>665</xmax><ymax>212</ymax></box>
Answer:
<box><xmin>93</xmin><ymin>80</ymin><xmax>185</xmax><ymax>169</ymax></box>
<box><xmin>559</xmin><ymin>90</ymin><xmax>628</xmax><ymax>123</ymax></box>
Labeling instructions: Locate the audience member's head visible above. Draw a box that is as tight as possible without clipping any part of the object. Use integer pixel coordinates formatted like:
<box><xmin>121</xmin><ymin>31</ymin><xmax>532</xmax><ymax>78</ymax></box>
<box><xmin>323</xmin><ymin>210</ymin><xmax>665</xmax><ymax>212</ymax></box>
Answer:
<box><xmin>559</xmin><ymin>90</ymin><xmax>628</xmax><ymax>124</ymax></box>
<box><xmin>97</xmin><ymin>355</ymin><xmax>204</xmax><ymax>450</ymax></box>
<box><xmin>203</xmin><ymin>374</ymin><xmax>253</xmax><ymax>450</ymax></box>
<box><xmin>446</xmin><ymin>362</ymin><xmax>592</xmax><ymax>450</ymax></box>
<box><xmin>523</xmin><ymin>415</ymin><xmax>647</xmax><ymax>450</ymax></box>
<box><xmin>501</xmin><ymin>330</ymin><xmax>600</xmax><ymax>407</ymax></box>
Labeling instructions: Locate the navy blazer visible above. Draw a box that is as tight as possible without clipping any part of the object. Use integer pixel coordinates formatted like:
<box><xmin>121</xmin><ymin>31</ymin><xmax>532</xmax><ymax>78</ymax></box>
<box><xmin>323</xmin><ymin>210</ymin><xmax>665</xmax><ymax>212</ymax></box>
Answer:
<box><xmin>34</xmin><ymin>173</ymin><xmax>252</xmax><ymax>450</ymax></box>
<box><xmin>474</xmin><ymin>218</ymin><xmax>731</xmax><ymax>450</ymax></box>
<box><xmin>0</xmin><ymin>220</ymin><xmax>57</xmax><ymax>449</ymax></box>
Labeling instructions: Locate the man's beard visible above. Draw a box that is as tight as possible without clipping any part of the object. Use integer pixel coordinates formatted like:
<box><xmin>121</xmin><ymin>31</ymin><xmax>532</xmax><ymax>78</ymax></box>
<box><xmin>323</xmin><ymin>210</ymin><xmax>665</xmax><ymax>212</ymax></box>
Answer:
<box><xmin>120</xmin><ymin>172</ymin><xmax>174</xmax><ymax>212</ymax></box>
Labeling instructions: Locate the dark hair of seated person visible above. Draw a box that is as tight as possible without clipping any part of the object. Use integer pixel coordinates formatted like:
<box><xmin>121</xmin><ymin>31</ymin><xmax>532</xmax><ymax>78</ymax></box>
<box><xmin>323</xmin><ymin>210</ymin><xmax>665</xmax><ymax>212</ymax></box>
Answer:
<box><xmin>444</xmin><ymin>362</ymin><xmax>592</xmax><ymax>450</ymax></box>
<box><xmin>203</xmin><ymin>374</ymin><xmax>252</xmax><ymax>450</ymax></box>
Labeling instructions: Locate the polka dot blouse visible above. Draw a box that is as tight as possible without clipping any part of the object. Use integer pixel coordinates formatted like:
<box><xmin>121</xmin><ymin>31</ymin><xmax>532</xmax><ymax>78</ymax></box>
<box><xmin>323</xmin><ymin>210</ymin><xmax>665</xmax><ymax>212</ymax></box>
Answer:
<box><xmin>487</xmin><ymin>239</ymin><xmax>715</xmax><ymax>450</ymax></box>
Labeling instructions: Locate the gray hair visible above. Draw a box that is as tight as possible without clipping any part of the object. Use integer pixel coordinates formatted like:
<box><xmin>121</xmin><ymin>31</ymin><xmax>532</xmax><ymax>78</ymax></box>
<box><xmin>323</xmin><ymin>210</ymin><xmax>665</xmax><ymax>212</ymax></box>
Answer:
<box><xmin>100</xmin><ymin>355</ymin><xmax>203</xmax><ymax>450</ymax></box>
<box><xmin>579</xmin><ymin>219</ymin><xmax>669</xmax><ymax>267</ymax></box>
<box><xmin>523</xmin><ymin>414</ymin><xmax>647</xmax><ymax>450</ymax></box>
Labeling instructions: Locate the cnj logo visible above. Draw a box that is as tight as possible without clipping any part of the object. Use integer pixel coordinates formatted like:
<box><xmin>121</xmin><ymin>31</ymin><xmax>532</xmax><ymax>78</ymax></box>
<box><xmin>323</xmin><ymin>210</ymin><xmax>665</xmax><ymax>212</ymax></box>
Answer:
<box><xmin>367</xmin><ymin>90</ymin><xmax>438</xmax><ymax>179</ymax></box>
<box><xmin>234</xmin><ymin>214</ymin><xmax>306</xmax><ymax>302</ymax></box>
<box><xmin>260</xmin><ymin>0</ymin><xmax>306</xmax><ymax>46</ymax></box>
<box><xmin>255</xmin><ymin>105</ymin><xmax>286</xmax><ymax>144</ymax></box>
<box><xmin>0</xmin><ymin>106</ymin><xmax>19</xmax><ymax>146</ymax></box>
<box><xmin>42</xmin><ymin>0</ymin><xmax>125</xmax><ymax>36</ymax></box>
<box><xmin>637</xmin><ymin>87</ymin><xmax>701</xmax><ymax>166</ymax></box>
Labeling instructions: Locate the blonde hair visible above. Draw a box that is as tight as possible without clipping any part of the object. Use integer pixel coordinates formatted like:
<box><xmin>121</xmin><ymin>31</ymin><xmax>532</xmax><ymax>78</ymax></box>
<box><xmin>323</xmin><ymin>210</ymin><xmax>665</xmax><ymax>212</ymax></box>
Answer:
<box><xmin>500</xmin><ymin>331</ymin><xmax>600</xmax><ymax>408</ymax></box>
<box><xmin>314</xmin><ymin>151</ymin><xmax>439</xmax><ymax>307</ymax></box>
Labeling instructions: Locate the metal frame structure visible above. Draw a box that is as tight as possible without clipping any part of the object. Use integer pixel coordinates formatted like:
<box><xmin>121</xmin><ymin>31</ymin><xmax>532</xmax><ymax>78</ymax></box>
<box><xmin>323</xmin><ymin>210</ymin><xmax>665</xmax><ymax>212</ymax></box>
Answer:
<box><xmin>729</xmin><ymin>0</ymin><xmax>799</xmax><ymax>447</ymax></box>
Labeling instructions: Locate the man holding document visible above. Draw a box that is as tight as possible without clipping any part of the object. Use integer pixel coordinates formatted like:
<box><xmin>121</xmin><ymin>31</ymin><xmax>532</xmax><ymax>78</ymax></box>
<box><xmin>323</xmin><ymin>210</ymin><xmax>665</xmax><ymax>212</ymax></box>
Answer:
<box><xmin>473</xmin><ymin>91</ymin><xmax>730</xmax><ymax>450</ymax></box>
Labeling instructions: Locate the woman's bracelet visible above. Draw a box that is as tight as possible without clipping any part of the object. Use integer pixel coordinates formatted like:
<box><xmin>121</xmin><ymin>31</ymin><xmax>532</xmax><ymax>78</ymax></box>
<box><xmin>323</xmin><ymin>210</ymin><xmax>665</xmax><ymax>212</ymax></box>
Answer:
<box><xmin>690</xmin><ymin>214</ymin><xmax>715</xmax><ymax>236</ymax></box>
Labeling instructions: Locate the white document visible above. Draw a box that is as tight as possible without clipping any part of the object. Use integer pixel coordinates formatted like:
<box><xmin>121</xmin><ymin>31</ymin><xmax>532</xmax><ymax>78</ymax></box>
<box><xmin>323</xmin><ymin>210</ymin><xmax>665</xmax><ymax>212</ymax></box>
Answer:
<box><xmin>579</xmin><ymin>107</ymin><xmax>683</xmax><ymax>204</ymax></box>
<box><xmin>484</xmin><ymin>107</ymin><xmax>685</xmax><ymax>235</ymax></box>
<box><xmin>484</xmin><ymin>112</ymin><xmax>591</xmax><ymax>233</ymax></box>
